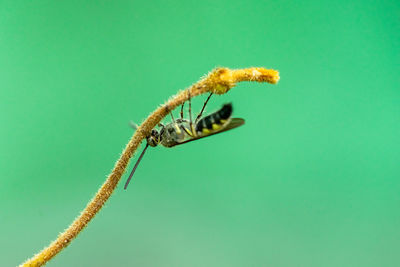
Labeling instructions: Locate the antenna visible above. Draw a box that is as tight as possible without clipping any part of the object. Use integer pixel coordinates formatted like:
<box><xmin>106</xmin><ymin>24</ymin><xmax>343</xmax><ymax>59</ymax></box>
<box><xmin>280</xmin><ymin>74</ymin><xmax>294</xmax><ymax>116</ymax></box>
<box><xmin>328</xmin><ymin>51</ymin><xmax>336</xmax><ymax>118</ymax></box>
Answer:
<box><xmin>124</xmin><ymin>143</ymin><xmax>150</xmax><ymax>190</ymax></box>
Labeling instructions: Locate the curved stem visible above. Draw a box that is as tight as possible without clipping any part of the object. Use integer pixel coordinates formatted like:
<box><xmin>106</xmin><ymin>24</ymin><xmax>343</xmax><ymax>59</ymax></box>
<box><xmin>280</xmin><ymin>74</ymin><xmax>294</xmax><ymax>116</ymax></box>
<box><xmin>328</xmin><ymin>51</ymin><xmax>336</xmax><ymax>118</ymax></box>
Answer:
<box><xmin>20</xmin><ymin>67</ymin><xmax>279</xmax><ymax>267</ymax></box>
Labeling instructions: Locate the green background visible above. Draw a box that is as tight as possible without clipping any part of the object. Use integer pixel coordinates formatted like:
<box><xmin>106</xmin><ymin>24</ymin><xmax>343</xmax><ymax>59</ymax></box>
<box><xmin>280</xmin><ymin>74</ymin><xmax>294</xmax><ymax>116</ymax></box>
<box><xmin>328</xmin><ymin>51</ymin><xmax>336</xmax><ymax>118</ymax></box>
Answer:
<box><xmin>1</xmin><ymin>1</ymin><xmax>399</xmax><ymax>266</ymax></box>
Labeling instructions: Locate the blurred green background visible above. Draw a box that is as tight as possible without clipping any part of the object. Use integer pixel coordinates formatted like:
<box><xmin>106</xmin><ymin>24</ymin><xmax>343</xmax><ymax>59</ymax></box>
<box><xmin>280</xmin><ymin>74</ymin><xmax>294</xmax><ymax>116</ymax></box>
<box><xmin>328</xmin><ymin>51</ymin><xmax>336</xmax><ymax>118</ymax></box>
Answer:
<box><xmin>1</xmin><ymin>1</ymin><xmax>399</xmax><ymax>266</ymax></box>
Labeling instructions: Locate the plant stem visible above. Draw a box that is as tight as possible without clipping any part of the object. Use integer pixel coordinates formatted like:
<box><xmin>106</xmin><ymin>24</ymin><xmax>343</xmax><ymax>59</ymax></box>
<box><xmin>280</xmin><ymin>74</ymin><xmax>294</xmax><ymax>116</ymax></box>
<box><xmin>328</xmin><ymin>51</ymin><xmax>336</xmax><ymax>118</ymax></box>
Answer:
<box><xmin>20</xmin><ymin>67</ymin><xmax>279</xmax><ymax>267</ymax></box>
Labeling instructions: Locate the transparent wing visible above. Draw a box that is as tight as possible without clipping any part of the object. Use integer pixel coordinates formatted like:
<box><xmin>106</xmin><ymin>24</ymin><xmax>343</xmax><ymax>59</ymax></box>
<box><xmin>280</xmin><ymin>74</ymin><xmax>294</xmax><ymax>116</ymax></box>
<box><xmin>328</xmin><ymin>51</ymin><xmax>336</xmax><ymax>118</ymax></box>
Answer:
<box><xmin>170</xmin><ymin>118</ymin><xmax>245</xmax><ymax>147</ymax></box>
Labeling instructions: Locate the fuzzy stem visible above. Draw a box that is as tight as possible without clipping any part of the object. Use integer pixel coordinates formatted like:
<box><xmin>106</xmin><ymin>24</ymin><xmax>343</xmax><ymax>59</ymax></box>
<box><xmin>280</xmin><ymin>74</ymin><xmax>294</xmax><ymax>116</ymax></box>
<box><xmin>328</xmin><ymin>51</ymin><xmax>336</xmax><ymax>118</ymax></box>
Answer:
<box><xmin>20</xmin><ymin>67</ymin><xmax>279</xmax><ymax>267</ymax></box>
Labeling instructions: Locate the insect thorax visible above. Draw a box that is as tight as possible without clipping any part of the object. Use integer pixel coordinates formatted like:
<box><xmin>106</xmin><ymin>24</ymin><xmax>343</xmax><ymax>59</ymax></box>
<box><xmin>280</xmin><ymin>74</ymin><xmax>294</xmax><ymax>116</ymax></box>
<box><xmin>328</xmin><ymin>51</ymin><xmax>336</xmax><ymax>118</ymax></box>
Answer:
<box><xmin>159</xmin><ymin>122</ymin><xmax>190</xmax><ymax>147</ymax></box>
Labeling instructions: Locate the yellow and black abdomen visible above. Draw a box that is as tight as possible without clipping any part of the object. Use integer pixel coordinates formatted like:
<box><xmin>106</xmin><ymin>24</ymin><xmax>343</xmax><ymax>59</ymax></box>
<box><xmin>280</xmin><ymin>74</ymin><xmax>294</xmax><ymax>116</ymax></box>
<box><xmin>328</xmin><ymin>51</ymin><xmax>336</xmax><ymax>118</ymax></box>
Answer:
<box><xmin>195</xmin><ymin>103</ymin><xmax>232</xmax><ymax>136</ymax></box>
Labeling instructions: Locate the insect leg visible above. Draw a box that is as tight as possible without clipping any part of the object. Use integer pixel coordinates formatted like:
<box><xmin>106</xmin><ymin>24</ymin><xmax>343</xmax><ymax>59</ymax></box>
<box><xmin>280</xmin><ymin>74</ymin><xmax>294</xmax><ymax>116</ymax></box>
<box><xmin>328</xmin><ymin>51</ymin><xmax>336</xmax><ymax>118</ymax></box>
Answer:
<box><xmin>170</xmin><ymin>111</ymin><xmax>176</xmax><ymax>123</ymax></box>
<box><xmin>195</xmin><ymin>92</ymin><xmax>213</xmax><ymax>124</ymax></box>
<box><xmin>180</xmin><ymin>102</ymin><xmax>185</xmax><ymax>120</ymax></box>
<box><xmin>180</xmin><ymin>125</ymin><xmax>193</xmax><ymax>137</ymax></box>
<box><xmin>164</xmin><ymin>104</ymin><xmax>176</xmax><ymax>123</ymax></box>
<box><xmin>188</xmin><ymin>90</ymin><xmax>194</xmax><ymax>134</ymax></box>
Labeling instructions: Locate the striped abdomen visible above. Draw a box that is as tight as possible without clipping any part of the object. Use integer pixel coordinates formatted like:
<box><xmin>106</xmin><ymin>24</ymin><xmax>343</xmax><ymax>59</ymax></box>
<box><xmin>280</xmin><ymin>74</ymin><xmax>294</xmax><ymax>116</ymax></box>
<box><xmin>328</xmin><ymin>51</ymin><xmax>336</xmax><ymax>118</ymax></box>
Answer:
<box><xmin>195</xmin><ymin>103</ymin><xmax>232</xmax><ymax>136</ymax></box>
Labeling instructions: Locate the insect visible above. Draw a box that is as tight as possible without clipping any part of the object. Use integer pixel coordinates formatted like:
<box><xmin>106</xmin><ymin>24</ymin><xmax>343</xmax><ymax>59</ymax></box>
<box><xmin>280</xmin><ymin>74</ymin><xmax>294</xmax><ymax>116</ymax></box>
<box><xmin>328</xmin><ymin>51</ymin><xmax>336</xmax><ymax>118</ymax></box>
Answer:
<box><xmin>124</xmin><ymin>92</ymin><xmax>245</xmax><ymax>190</ymax></box>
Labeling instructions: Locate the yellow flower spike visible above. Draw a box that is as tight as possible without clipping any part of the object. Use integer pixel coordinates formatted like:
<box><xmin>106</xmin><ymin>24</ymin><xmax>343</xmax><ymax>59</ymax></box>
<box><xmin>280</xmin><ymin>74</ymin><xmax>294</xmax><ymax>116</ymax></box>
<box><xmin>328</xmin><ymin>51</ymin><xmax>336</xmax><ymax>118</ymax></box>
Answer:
<box><xmin>205</xmin><ymin>67</ymin><xmax>235</xmax><ymax>94</ymax></box>
<box><xmin>20</xmin><ymin>67</ymin><xmax>279</xmax><ymax>267</ymax></box>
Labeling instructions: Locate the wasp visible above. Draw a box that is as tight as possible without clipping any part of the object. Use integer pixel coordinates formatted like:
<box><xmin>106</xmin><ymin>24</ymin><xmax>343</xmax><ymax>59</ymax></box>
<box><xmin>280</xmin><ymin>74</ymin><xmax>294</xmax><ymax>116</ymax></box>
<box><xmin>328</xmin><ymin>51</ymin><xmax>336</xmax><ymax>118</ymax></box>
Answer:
<box><xmin>124</xmin><ymin>92</ymin><xmax>245</xmax><ymax>189</ymax></box>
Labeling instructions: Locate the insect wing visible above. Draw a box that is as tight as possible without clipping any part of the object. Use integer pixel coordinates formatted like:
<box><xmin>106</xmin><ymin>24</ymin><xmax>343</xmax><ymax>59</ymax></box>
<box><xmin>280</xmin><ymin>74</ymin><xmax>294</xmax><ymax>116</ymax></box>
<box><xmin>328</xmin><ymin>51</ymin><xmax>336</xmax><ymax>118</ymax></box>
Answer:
<box><xmin>171</xmin><ymin>118</ymin><xmax>245</xmax><ymax>147</ymax></box>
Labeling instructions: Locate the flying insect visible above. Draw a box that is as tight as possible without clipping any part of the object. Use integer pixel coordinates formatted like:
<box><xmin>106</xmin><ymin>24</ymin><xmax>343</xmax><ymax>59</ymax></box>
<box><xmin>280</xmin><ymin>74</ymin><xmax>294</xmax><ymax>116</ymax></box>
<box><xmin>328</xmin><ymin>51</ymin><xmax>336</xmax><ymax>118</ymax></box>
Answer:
<box><xmin>124</xmin><ymin>92</ymin><xmax>245</xmax><ymax>190</ymax></box>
